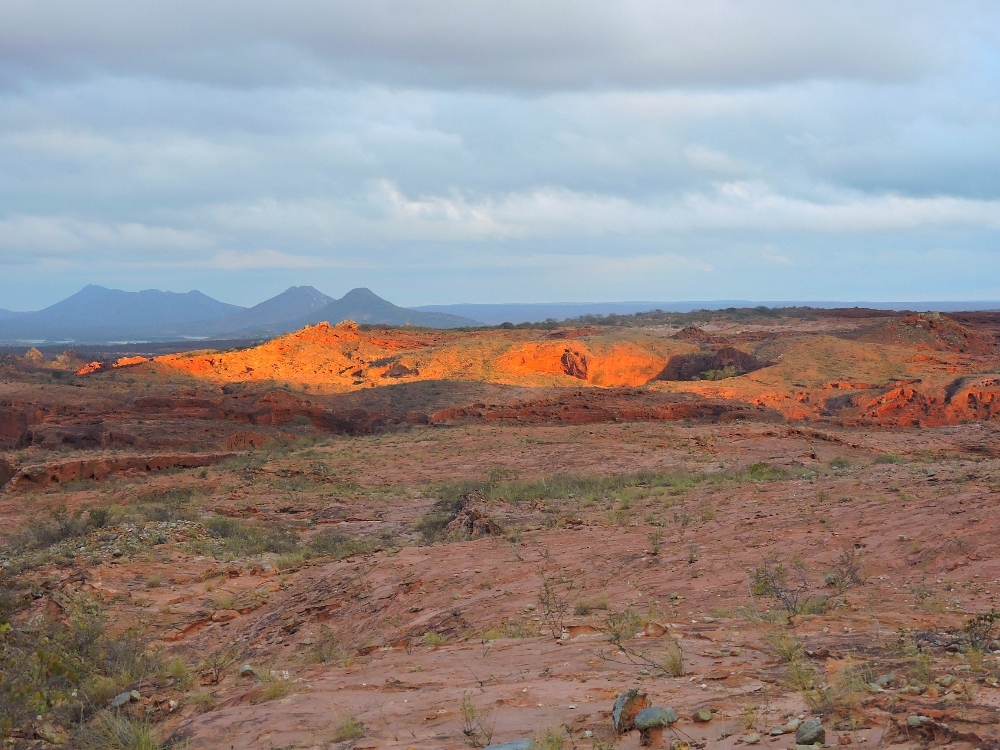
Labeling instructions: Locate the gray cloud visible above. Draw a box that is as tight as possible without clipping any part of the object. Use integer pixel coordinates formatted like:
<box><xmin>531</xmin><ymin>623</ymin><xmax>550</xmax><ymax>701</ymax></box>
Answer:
<box><xmin>0</xmin><ymin>1</ymin><xmax>979</xmax><ymax>90</ymax></box>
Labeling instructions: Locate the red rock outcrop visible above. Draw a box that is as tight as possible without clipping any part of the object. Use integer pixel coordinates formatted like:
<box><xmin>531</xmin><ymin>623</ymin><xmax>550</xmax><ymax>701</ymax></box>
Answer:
<box><xmin>2</xmin><ymin>452</ymin><xmax>236</xmax><ymax>492</ymax></box>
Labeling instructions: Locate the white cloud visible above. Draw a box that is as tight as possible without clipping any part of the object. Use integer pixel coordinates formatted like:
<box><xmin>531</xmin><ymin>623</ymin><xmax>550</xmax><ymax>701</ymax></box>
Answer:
<box><xmin>0</xmin><ymin>215</ymin><xmax>215</xmax><ymax>255</ymax></box>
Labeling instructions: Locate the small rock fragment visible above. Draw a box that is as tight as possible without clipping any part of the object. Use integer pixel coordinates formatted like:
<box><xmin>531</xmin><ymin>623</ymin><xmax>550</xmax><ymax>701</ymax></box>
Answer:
<box><xmin>485</xmin><ymin>741</ymin><xmax>535</xmax><ymax>750</ymax></box>
<box><xmin>692</xmin><ymin>708</ymin><xmax>713</xmax><ymax>722</ymax></box>
<box><xmin>905</xmin><ymin>715</ymin><xmax>931</xmax><ymax>728</ymax></box>
<box><xmin>744</xmin><ymin>732</ymin><xmax>761</xmax><ymax>745</ymax></box>
<box><xmin>874</xmin><ymin>673</ymin><xmax>895</xmax><ymax>688</ymax></box>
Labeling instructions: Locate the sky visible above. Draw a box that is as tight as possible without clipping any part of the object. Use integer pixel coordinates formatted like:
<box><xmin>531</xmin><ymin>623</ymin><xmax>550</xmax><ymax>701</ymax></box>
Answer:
<box><xmin>1</xmin><ymin>1</ymin><xmax>1000</xmax><ymax>310</ymax></box>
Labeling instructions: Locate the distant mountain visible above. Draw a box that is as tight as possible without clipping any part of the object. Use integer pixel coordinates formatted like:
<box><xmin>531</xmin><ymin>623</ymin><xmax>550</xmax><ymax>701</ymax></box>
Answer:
<box><xmin>192</xmin><ymin>286</ymin><xmax>334</xmax><ymax>337</ymax></box>
<box><xmin>0</xmin><ymin>285</ymin><xmax>479</xmax><ymax>343</ymax></box>
<box><xmin>0</xmin><ymin>285</ymin><xmax>244</xmax><ymax>341</ymax></box>
<box><xmin>294</xmin><ymin>288</ymin><xmax>479</xmax><ymax>329</ymax></box>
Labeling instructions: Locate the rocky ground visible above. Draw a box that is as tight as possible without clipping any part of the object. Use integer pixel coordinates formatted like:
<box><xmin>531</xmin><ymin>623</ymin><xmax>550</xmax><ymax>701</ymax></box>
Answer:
<box><xmin>4</xmin><ymin>418</ymin><xmax>1000</xmax><ymax>749</ymax></box>
<box><xmin>3</xmin><ymin>309</ymin><xmax>1000</xmax><ymax>749</ymax></box>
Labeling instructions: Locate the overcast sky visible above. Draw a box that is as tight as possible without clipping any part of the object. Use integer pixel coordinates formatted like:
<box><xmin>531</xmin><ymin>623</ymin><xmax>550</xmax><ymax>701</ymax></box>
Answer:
<box><xmin>1</xmin><ymin>1</ymin><xmax>999</xmax><ymax>309</ymax></box>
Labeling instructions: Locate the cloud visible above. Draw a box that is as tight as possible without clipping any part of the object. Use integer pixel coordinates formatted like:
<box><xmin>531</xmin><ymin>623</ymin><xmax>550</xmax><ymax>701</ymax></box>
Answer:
<box><xmin>0</xmin><ymin>215</ymin><xmax>215</xmax><ymax>256</ymax></box>
<box><xmin>0</xmin><ymin>3</ymin><xmax>998</xmax><ymax>309</ymax></box>
<box><xmin>0</xmin><ymin>1</ymin><xmax>977</xmax><ymax>90</ymax></box>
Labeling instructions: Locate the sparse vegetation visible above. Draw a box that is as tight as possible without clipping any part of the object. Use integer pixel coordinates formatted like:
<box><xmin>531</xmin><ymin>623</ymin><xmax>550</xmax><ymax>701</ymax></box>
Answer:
<box><xmin>662</xmin><ymin>640</ymin><xmax>684</xmax><ymax>677</ymax></box>
<box><xmin>0</xmin><ymin>593</ymin><xmax>157</xmax><ymax>741</ymax></box>
<box><xmin>330</xmin><ymin>714</ymin><xmax>365</xmax><ymax>743</ymax></box>
<box><xmin>874</xmin><ymin>453</ymin><xmax>902</xmax><ymax>464</ymax></box>
<box><xmin>460</xmin><ymin>691</ymin><xmax>497</xmax><ymax>747</ymax></box>
<box><xmin>963</xmin><ymin>609</ymin><xmax>1000</xmax><ymax>650</ymax></box>
<box><xmin>538</xmin><ymin>568</ymin><xmax>577</xmax><ymax>638</ymax></box>
<box><xmin>604</xmin><ymin>606</ymin><xmax>644</xmax><ymax>645</ymax></box>
<box><xmin>751</xmin><ymin>555</ymin><xmax>813</xmax><ymax>614</ymax></box>
<box><xmin>79</xmin><ymin>712</ymin><xmax>159</xmax><ymax>750</ymax></box>
<box><xmin>826</xmin><ymin>547</ymin><xmax>865</xmax><ymax>594</ymax></box>
<box><xmin>422</xmin><ymin>631</ymin><xmax>448</xmax><ymax>647</ymax></box>
<box><xmin>202</xmin><ymin>516</ymin><xmax>299</xmax><ymax>557</ymax></box>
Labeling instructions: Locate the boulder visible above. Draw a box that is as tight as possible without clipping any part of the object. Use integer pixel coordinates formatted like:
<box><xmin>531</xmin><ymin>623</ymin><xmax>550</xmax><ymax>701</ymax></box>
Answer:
<box><xmin>613</xmin><ymin>688</ymin><xmax>651</xmax><ymax>734</ymax></box>
<box><xmin>635</xmin><ymin>706</ymin><xmax>679</xmax><ymax>747</ymax></box>
<box><xmin>795</xmin><ymin>717</ymin><xmax>825</xmax><ymax>745</ymax></box>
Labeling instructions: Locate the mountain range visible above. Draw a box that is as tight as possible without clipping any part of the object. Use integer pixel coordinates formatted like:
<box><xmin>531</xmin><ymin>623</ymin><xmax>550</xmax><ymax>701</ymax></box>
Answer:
<box><xmin>0</xmin><ymin>286</ymin><xmax>479</xmax><ymax>343</ymax></box>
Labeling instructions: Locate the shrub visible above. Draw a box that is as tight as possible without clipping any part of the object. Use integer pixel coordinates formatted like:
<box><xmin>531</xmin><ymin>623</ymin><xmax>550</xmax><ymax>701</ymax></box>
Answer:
<box><xmin>663</xmin><ymin>640</ymin><xmax>684</xmax><ymax>677</ymax></box>
<box><xmin>204</xmin><ymin>517</ymin><xmax>298</xmax><ymax>557</ymax></box>
<box><xmin>0</xmin><ymin>597</ymin><xmax>157</xmax><ymax>741</ymax></box>
<box><xmin>964</xmin><ymin>609</ymin><xmax>1000</xmax><ymax>650</ymax></box>
<box><xmin>751</xmin><ymin>556</ymin><xmax>811</xmax><ymax>614</ymax></box>
<box><xmin>79</xmin><ymin>712</ymin><xmax>159</xmax><ymax>750</ymax></box>
<box><xmin>739</xmin><ymin>462</ymin><xmax>791</xmax><ymax>481</ymax></box>
<box><xmin>307</xmin><ymin>530</ymin><xmax>375</xmax><ymax>559</ymax></box>
<box><xmin>765</xmin><ymin>632</ymin><xmax>804</xmax><ymax>663</ymax></box>
<box><xmin>330</xmin><ymin>714</ymin><xmax>365</xmax><ymax>743</ymax></box>
<box><xmin>604</xmin><ymin>607</ymin><xmax>644</xmax><ymax>645</ymax></box>
<box><xmin>422</xmin><ymin>631</ymin><xmax>448</xmax><ymax>647</ymax></box>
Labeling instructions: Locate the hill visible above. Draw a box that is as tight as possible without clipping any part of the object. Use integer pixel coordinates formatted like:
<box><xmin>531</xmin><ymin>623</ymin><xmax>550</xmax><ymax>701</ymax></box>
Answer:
<box><xmin>0</xmin><ymin>285</ymin><xmax>243</xmax><ymax>342</ymax></box>
<box><xmin>190</xmin><ymin>286</ymin><xmax>335</xmax><ymax>337</ymax></box>
<box><xmin>0</xmin><ymin>286</ymin><xmax>479</xmax><ymax>343</ymax></box>
<box><xmin>291</xmin><ymin>288</ymin><xmax>479</xmax><ymax>329</ymax></box>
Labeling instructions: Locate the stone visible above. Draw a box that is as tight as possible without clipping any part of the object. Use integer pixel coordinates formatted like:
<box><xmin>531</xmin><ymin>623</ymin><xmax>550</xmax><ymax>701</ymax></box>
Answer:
<box><xmin>744</xmin><ymin>732</ymin><xmax>761</xmax><ymax>745</ymax></box>
<box><xmin>669</xmin><ymin>742</ymin><xmax>691</xmax><ymax>750</ymax></box>
<box><xmin>692</xmin><ymin>708</ymin><xmax>713</xmax><ymax>722</ymax></box>
<box><xmin>795</xmin><ymin>717</ymin><xmax>825</xmax><ymax>745</ymax></box>
<box><xmin>110</xmin><ymin>690</ymin><xmax>136</xmax><ymax>708</ymax></box>
<box><xmin>485</xmin><ymin>741</ymin><xmax>535</xmax><ymax>750</ymax></box>
<box><xmin>644</xmin><ymin>621</ymin><xmax>667</xmax><ymax>637</ymax></box>
<box><xmin>239</xmin><ymin>664</ymin><xmax>257</xmax><ymax>677</ymax></box>
<box><xmin>613</xmin><ymin>688</ymin><xmax>651</xmax><ymax>734</ymax></box>
<box><xmin>905</xmin><ymin>715</ymin><xmax>931</xmax><ymax>728</ymax></box>
<box><xmin>874</xmin><ymin>673</ymin><xmax>895</xmax><ymax>688</ymax></box>
<box><xmin>782</xmin><ymin>718</ymin><xmax>802</xmax><ymax>732</ymax></box>
<box><xmin>635</xmin><ymin>707</ymin><xmax>679</xmax><ymax>747</ymax></box>
<box><xmin>211</xmin><ymin>609</ymin><xmax>239</xmax><ymax>622</ymax></box>
<box><xmin>35</xmin><ymin>723</ymin><xmax>68</xmax><ymax>745</ymax></box>
<box><xmin>635</xmin><ymin>707</ymin><xmax>679</xmax><ymax>729</ymax></box>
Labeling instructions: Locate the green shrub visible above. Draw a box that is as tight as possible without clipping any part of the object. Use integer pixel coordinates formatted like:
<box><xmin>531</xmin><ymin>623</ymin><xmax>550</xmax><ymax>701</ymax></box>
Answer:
<box><xmin>204</xmin><ymin>517</ymin><xmax>298</xmax><ymax>557</ymax></box>
<box><xmin>79</xmin><ymin>712</ymin><xmax>159</xmax><ymax>750</ymax></box>
<box><xmin>307</xmin><ymin>530</ymin><xmax>375</xmax><ymax>559</ymax></box>
<box><xmin>739</xmin><ymin>462</ymin><xmax>791</xmax><ymax>481</ymax></box>
<box><xmin>330</xmin><ymin>714</ymin><xmax>365</xmax><ymax>742</ymax></box>
<box><xmin>0</xmin><ymin>597</ymin><xmax>157</xmax><ymax>741</ymax></box>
